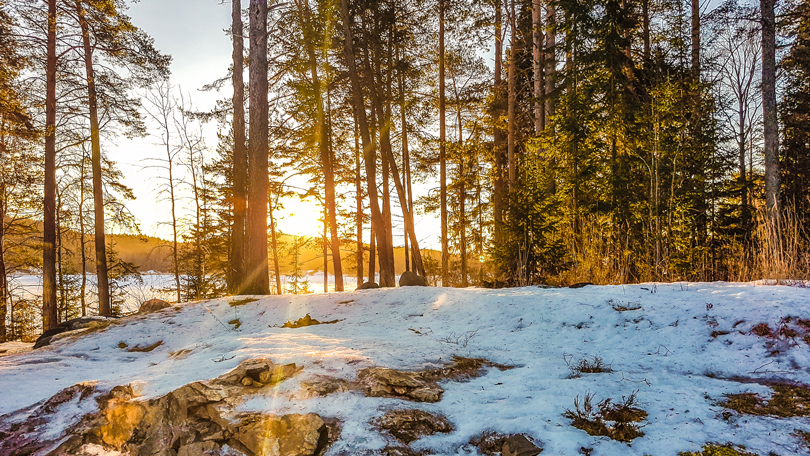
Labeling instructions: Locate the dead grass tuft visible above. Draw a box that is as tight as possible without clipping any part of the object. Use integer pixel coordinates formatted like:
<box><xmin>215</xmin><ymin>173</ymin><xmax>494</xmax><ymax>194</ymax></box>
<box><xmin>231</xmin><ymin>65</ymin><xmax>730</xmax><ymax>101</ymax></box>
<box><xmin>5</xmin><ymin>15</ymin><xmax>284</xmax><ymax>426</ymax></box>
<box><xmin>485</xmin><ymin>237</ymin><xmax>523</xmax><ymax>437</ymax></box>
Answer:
<box><xmin>281</xmin><ymin>314</ymin><xmax>339</xmax><ymax>328</ymax></box>
<box><xmin>678</xmin><ymin>445</ymin><xmax>758</xmax><ymax>456</ymax></box>
<box><xmin>564</xmin><ymin>391</ymin><xmax>646</xmax><ymax>442</ymax></box>
<box><xmin>750</xmin><ymin>323</ymin><xmax>774</xmax><ymax>338</ymax></box>
<box><xmin>724</xmin><ymin>382</ymin><xmax>810</xmax><ymax>418</ymax></box>
<box><xmin>228</xmin><ymin>319</ymin><xmax>242</xmax><ymax>330</ymax></box>
<box><xmin>229</xmin><ymin>298</ymin><xmax>258</xmax><ymax>307</ymax></box>
<box><xmin>608</xmin><ymin>299</ymin><xmax>642</xmax><ymax>312</ymax></box>
<box><xmin>569</xmin><ymin>356</ymin><xmax>613</xmax><ymax>378</ymax></box>
<box><xmin>127</xmin><ymin>341</ymin><xmax>163</xmax><ymax>353</ymax></box>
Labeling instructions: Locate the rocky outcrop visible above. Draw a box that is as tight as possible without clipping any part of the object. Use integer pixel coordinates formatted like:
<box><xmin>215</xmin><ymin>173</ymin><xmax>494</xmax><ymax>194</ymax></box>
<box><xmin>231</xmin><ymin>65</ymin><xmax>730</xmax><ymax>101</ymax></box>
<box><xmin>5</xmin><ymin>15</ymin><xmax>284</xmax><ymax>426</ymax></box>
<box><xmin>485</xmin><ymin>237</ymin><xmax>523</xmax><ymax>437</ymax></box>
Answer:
<box><xmin>471</xmin><ymin>432</ymin><xmax>543</xmax><ymax>456</ymax></box>
<box><xmin>139</xmin><ymin>298</ymin><xmax>172</xmax><ymax>314</ymax></box>
<box><xmin>357</xmin><ymin>282</ymin><xmax>380</xmax><ymax>290</ymax></box>
<box><xmin>373</xmin><ymin>409</ymin><xmax>453</xmax><ymax>444</ymax></box>
<box><xmin>357</xmin><ymin>368</ymin><xmax>443</xmax><ymax>403</ymax></box>
<box><xmin>34</xmin><ymin>317</ymin><xmax>114</xmax><ymax>349</ymax></box>
<box><xmin>399</xmin><ymin>272</ymin><xmax>428</xmax><ymax>287</ymax></box>
<box><xmin>300</xmin><ymin>375</ymin><xmax>351</xmax><ymax>398</ymax></box>
<box><xmin>1</xmin><ymin>358</ymin><xmax>334</xmax><ymax>456</ymax></box>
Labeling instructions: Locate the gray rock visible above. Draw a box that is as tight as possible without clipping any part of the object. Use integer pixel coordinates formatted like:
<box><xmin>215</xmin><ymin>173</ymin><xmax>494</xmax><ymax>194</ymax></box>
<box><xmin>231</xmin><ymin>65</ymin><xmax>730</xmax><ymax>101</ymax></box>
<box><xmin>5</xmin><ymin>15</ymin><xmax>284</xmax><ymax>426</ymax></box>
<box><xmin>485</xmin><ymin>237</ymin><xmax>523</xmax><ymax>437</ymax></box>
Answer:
<box><xmin>357</xmin><ymin>367</ymin><xmax>443</xmax><ymax>403</ymax></box>
<box><xmin>357</xmin><ymin>282</ymin><xmax>380</xmax><ymax>290</ymax></box>
<box><xmin>399</xmin><ymin>271</ymin><xmax>428</xmax><ymax>287</ymax></box>
<box><xmin>33</xmin><ymin>316</ymin><xmax>113</xmax><ymax>349</ymax></box>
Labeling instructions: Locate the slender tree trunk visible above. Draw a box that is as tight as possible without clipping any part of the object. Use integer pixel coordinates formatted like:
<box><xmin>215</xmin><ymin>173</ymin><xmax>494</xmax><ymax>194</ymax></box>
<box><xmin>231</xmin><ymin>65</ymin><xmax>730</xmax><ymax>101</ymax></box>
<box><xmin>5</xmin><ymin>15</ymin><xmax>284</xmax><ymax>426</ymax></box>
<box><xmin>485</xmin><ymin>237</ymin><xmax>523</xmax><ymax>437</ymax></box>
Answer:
<box><xmin>246</xmin><ymin>0</ymin><xmax>270</xmax><ymax>294</ymax></box>
<box><xmin>0</xmin><ymin>189</ymin><xmax>7</xmax><ymax>341</ymax></box>
<box><xmin>323</xmin><ymin>205</ymin><xmax>328</xmax><ymax>292</ymax></box>
<box><xmin>339</xmin><ymin>0</ymin><xmax>395</xmax><ymax>287</ymax></box>
<box><xmin>545</xmin><ymin>1</ymin><xmax>556</xmax><ymax>122</ymax></box>
<box><xmin>642</xmin><ymin>0</ymin><xmax>651</xmax><ymax>62</ymax></box>
<box><xmin>354</xmin><ymin>125</ymin><xmax>364</xmax><ymax>285</ymax></box>
<box><xmin>507</xmin><ymin>0</ymin><xmax>517</xmax><ymax>187</ymax></box>
<box><xmin>493</xmin><ymin>0</ymin><xmax>506</xmax><ymax>243</ymax></box>
<box><xmin>439</xmin><ymin>0</ymin><xmax>448</xmax><ymax>286</ymax></box>
<box><xmin>739</xmin><ymin>102</ymin><xmax>749</xmax><ymax>229</ymax></box>
<box><xmin>533</xmin><ymin>0</ymin><xmax>544</xmax><ymax>133</ymax></box>
<box><xmin>168</xmin><ymin>150</ymin><xmax>180</xmax><ymax>303</ymax></box>
<box><xmin>761</xmin><ymin>0</ymin><xmax>780</xmax><ymax>213</ymax></box>
<box><xmin>56</xmin><ymin>190</ymin><xmax>64</xmax><ymax>322</ymax></box>
<box><xmin>268</xmin><ymin>191</ymin><xmax>282</xmax><ymax>294</ymax></box>
<box><xmin>231</xmin><ymin>0</ymin><xmax>248</xmax><ymax>294</ymax></box>
<box><xmin>691</xmin><ymin>0</ymin><xmax>700</xmax><ymax>78</ymax></box>
<box><xmin>369</xmin><ymin>225</ymin><xmax>376</xmax><ymax>283</ymax></box>
<box><xmin>79</xmin><ymin>154</ymin><xmax>87</xmax><ymax>316</ymax></box>
<box><xmin>458</xmin><ymin>114</ymin><xmax>467</xmax><ymax>286</ymax></box>
<box><xmin>43</xmin><ymin>0</ymin><xmax>58</xmax><ymax>331</ymax></box>
<box><xmin>77</xmin><ymin>3</ymin><xmax>110</xmax><ymax>316</ymax></box>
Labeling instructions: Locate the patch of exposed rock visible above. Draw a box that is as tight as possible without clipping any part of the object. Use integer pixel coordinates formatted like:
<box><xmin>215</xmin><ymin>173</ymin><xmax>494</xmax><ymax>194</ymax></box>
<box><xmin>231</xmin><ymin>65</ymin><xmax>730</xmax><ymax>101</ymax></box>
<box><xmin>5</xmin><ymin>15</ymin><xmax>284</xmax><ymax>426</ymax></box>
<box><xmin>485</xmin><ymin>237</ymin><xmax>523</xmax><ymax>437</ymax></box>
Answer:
<box><xmin>373</xmin><ymin>409</ymin><xmax>453</xmax><ymax>444</ymax></box>
<box><xmin>399</xmin><ymin>272</ymin><xmax>428</xmax><ymax>287</ymax></box>
<box><xmin>34</xmin><ymin>316</ymin><xmax>115</xmax><ymax>349</ymax></box>
<box><xmin>300</xmin><ymin>375</ymin><xmax>351</xmax><ymax>398</ymax></box>
<box><xmin>357</xmin><ymin>282</ymin><xmax>380</xmax><ymax>290</ymax></box>
<box><xmin>331</xmin><ymin>356</ymin><xmax>513</xmax><ymax>403</ymax></box>
<box><xmin>471</xmin><ymin>432</ymin><xmax>544</xmax><ymax>456</ymax></box>
<box><xmin>139</xmin><ymin>298</ymin><xmax>173</xmax><ymax>314</ymax></box>
<box><xmin>1</xmin><ymin>358</ymin><xmax>339</xmax><ymax>456</ymax></box>
<box><xmin>358</xmin><ymin>368</ymin><xmax>444</xmax><ymax>402</ymax></box>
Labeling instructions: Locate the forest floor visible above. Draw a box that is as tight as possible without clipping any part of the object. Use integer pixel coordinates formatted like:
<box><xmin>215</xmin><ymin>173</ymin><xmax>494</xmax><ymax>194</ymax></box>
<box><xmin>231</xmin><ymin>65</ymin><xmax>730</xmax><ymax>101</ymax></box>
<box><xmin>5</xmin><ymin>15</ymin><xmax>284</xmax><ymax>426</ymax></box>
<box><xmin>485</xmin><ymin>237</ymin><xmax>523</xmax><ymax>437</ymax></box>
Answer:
<box><xmin>2</xmin><ymin>283</ymin><xmax>810</xmax><ymax>455</ymax></box>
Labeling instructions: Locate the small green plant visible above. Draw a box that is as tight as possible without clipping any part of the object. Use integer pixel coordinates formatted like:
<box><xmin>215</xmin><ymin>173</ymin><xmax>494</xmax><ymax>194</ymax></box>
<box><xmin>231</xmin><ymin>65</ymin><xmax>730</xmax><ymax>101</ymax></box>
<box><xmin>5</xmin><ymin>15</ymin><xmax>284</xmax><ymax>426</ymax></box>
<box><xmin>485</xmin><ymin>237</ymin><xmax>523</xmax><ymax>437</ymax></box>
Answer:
<box><xmin>564</xmin><ymin>391</ymin><xmax>646</xmax><ymax>442</ymax></box>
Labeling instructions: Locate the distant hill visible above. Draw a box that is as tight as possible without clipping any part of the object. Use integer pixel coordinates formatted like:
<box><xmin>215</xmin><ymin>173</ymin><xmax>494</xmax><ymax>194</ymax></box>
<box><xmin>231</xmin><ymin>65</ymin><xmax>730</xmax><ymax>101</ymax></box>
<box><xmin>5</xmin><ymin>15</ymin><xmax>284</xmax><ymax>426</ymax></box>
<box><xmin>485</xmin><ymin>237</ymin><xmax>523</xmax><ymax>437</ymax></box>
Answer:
<box><xmin>6</xmin><ymin>220</ymin><xmax>439</xmax><ymax>276</ymax></box>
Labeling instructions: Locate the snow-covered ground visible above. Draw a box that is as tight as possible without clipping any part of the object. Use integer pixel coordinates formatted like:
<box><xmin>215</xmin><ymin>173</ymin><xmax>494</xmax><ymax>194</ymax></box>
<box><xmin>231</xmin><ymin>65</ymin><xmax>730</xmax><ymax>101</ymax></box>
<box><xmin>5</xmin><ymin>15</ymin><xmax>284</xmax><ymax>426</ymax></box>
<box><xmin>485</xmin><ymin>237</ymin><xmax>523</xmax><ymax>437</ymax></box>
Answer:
<box><xmin>2</xmin><ymin>283</ymin><xmax>810</xmax><ymax>455</ymax></box>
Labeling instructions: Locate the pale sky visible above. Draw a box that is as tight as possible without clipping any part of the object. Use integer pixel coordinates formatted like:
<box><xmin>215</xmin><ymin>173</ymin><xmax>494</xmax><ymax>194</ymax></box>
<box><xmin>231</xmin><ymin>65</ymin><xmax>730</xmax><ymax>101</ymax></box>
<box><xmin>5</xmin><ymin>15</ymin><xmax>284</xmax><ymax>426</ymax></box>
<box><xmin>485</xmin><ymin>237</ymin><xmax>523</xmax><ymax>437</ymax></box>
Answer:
<box><xmin>112</xmin><ymin>0</ymin><xmax>442</xmax><ymax>249</ymax></box>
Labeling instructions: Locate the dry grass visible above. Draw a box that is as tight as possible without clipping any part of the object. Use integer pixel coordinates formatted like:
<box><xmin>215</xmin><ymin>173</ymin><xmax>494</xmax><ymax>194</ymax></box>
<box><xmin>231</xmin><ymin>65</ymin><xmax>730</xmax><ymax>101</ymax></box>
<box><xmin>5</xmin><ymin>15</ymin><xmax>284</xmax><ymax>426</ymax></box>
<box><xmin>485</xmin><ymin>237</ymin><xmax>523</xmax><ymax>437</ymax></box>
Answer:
<box><xmin>551</xmin><ymin>215</ymin><xmax>634</xmax><ymax>286</ymax></box>
<box><xmin>564</xmin><ymin>392</ymin><xmax>647</xmax><ymax>442</ymax></box>
<box><xmin>678</xmin><ymin>445</ymin><xmax>758</xmax><ymax>456</ymax></box>
<box><xmin>229</xmin><ymin>298</ymin><xmax>258</xmax><ymax>307</ymax></box>
<box><xmin>724</xmin><ymin>382</ymin><xmax>810</xmax><ymax>418</ymax></box>
<box><xmin>126</xmin><ymin>341</ymin><xmax>163</xmax><ymax>353</ymax></box>
<box><xmin>568</xmin><ymin>356</ymin><xmax>613</xmax><ymax>378</ymax></box>
<box><xmin>728</xmin><ymin>206</ymin><xmax>810</xmax><ymax>283</ymax></box>
<box><xmin>281</xmin><ymin>314</ymin><xmax>339</xmax><ymax>328</ymax></box>
<box><xmin>228</xmin><ymin>319</ymin><xmax>242</xmax><ymax>330</ymax></box>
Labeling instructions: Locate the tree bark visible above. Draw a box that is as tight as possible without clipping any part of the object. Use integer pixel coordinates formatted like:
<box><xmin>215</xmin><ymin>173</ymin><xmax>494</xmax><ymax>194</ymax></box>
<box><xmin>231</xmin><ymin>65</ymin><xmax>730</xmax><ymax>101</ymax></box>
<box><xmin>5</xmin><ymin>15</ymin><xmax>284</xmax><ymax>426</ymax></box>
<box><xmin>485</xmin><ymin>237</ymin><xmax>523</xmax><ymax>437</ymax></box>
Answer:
<box><xmin>493</xmin><ymin>0</ymin><xmax>506</xmax><ymax>243</ymax></box>
<box><xmin>0</xmin><ymin>187</ymin><xmax>7</xmax><ymax>341</ymax></box>
<box><xmin>77</xmin><ymin>2</ymin><xmax>111</xmax><ymax>316</ymax></box>
<box><xmin>545</xmin><ymin>1</ymin><xmax>556</xmax><ymax>122</ymax></box>
<box><xmin>761</xmin><ymin>0</ymin><xmax>780</xmax><ymax>212</ymax></box>
<box><xmin>245</xmin><ymin>0</ymin><xmax>270</xmax><ymax>294</ymax></box>
<box><xmin>268</xmin><ymin>190</ymin><xmax>282</xmax><ymax>294</ymax></box>
<box><xmin>439</xmin><ymin>0</ymin><xmax>448</xmax><ymax>286</ymax></box>
<box><xmin>231</xmin><ymin>0</ymin><xmax>248</xmax><ymax>294</ymax></box>
<box><xmin>339</xmin><ymin>0</ymin><xmax>395</xmax><ymax>287</ymax></box>
<box><xmin>354</xmin><ymin>124</ymin><xmax>364</xmax><ymax>284</ymax></box>
<box><xmin>641</xmin><ymin>0</ymin><xmax>650</xmax><ymax>62</ymax></box>
<box><xmin>507</xmin><ymin>0</ymin><xmax>517</xmax><ymax>187</ymax></box>
<box><xmin>533</xmin><ymin>0</ymin><xmax>544</xmax><ymax>133</ymax></box>
<box><xmin>43</xmin><ymin>0</ymin><xmax>58</xmax><ymax>330</ymax></box>
<box><xmin>691</xmin><ymin>0</ymin><xmax>700</xmax><ymax>78</ymax></box>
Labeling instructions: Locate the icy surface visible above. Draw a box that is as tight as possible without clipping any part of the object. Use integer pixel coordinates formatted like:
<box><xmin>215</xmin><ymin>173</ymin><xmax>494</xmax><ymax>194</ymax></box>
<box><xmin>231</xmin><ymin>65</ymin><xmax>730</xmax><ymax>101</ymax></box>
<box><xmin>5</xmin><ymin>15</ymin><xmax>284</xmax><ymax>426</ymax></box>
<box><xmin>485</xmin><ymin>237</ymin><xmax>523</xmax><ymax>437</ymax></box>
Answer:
<box><xmin>1</xmin><ymin>283</ymin><xmax>810</xmax><ymax>455</ymax></box>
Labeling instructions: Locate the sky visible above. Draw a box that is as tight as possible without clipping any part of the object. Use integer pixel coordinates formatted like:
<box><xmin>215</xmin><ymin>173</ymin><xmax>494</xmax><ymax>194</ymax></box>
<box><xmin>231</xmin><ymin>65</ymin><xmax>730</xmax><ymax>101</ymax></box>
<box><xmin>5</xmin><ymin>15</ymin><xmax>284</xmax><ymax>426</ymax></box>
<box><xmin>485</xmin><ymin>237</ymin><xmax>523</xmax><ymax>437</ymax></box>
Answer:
<box><xmin>112</xmin><ymin>0</ymin><xmax>442</xmax><ymax>249</ymax></box>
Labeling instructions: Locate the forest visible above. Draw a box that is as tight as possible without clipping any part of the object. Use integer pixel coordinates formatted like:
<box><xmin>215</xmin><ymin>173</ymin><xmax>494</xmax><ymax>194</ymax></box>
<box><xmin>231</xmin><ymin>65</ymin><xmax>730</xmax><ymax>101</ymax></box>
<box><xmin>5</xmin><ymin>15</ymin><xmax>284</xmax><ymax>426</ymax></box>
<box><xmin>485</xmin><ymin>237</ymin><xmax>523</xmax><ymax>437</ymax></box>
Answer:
<box><xmin>1</xmin><ymin>0</ymin><xmax>810</xmax><ymax>342</ymax></box>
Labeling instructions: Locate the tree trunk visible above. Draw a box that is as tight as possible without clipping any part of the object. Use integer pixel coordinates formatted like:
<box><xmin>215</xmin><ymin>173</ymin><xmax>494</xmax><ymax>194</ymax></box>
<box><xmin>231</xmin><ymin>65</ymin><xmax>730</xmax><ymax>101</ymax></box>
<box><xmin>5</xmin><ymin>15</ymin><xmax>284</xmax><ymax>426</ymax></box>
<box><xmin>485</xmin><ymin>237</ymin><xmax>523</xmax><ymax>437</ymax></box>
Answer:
<box><xmin>245</xmin><ymin>0</ymin><xmax>270</xmax><ymax>294</ymax></box>
<box><xmin>339</xmin><ymin>0</ymin><xmax>395</xmax><ymax>287</ymax></box>
<box><xmin>323</xmin><ymin>205</ymin><xmax>328</xmax><ymax>292</ymax></box>
<box><xmin>641</xmin><ymin>0</ymin><xmax>650</xmax><ymax>62</ymax></box>
<box><xmin>77</xmin><ymin>2</ymin><xmax>111</xmax><ymax>316</ymax></box>
<box><xmin>493</xmin><ymin>0</ymin><xmax>506</xmax><ymax>243</ymax></box>
<box><xmin>739</xmin><ymin>100</ymin><xmax>749</xmax><ymax>229</ymax></box>
<box><xmin>439</xmin><ymin>0</ymin><xmax>448</xmax><ymax>286</ymax></box>
<box><xmin>0</xmin><ymin>188</ymin><xmax>7</xmax><ymax>341</ymax></box>
<box><xmin>458</xmin><ymin>113</ymin><xmax>467</xmax><ymax>287</ymax></box>
<box><xmin>231</xmin><ymin>0</ymin><xmax>248</xmax><ymax>294</ymax></box>
<box><xmin>268</xmin><ymin>191</ymin><xmax>282</xmax><ymax>294</ymax></box>
<box><xmin>545</xmin><ymin>1</ymin><xmax>556</xmax><ymax>122</ymax></box>
<box><xmin>761</xmin><ymin>0</ymin><xmax>780</xmax><ymax>212</ymax></box>
<box><xmin>369</xmin><ymin>225</ymin><xmax>376</xmax><ymax>283</ymax></box>
<box><xmin>533</xmin><ymin>0</ymin><xmax>544</xmax><ymax>133</ymax></box>
<box><xmin>79</xmin><ymin>153</ymin><xmax>87</xmax><ymax>316</ymax></box>
<box><xmin>43</xmin><ymin>0</ymin><xmax>58</xmax><ymax>331</ymax></box>
<box><xmin>354</xmin><ymin>125</ymin><xmax>364</xmax><ymax>285</ymax></box>
<box><xmin>691</xmin><ymin>0</ymin><xmax>700</xmax><ymax>78</ymax></box>
<box><xmin>507</xmin><ymin>0</ymin><xmax>517</xmax><ymax>187</ymax></box>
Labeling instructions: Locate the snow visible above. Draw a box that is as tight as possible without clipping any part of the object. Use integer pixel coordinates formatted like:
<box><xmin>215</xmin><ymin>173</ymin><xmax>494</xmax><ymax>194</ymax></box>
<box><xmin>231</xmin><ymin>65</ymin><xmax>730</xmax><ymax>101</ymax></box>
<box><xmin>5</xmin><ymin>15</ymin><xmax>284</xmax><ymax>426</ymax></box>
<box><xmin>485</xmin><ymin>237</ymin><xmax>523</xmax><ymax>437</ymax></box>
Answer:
<box><xmin>1</xmin><ymin>283</ymin><xmax>810</xmax><ymax>455</ymax></box>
